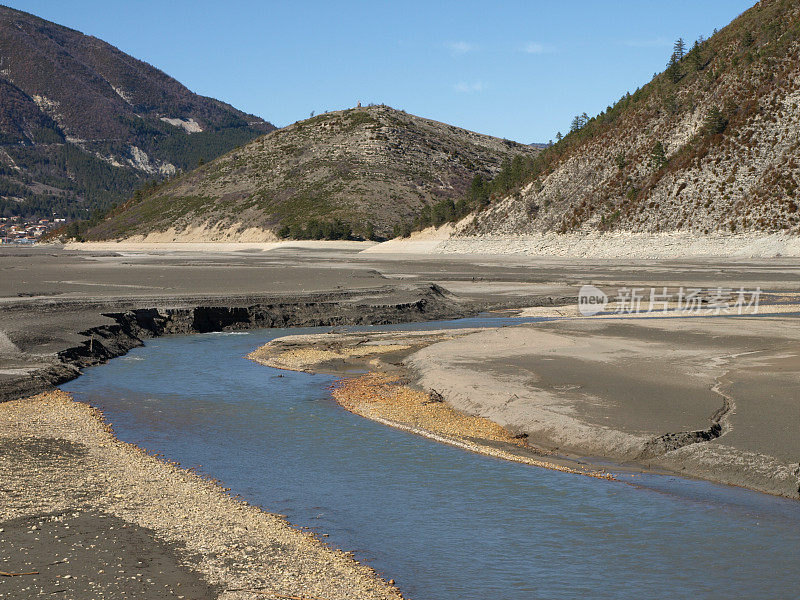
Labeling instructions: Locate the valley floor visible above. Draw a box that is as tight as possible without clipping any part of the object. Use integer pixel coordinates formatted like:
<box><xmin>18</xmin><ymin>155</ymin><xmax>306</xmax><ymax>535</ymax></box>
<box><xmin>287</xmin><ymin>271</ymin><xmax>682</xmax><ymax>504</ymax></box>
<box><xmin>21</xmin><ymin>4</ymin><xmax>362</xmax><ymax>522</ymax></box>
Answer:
<box><xmin>1</xmin><ymin>244</ymin><xmax>799</xmax><ymax>598</ymax></box>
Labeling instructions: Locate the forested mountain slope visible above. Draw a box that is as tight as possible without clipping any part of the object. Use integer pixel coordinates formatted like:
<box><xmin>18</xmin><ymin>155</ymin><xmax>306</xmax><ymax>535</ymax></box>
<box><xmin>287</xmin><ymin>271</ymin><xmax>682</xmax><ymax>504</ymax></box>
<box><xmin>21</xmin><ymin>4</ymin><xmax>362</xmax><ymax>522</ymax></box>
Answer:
<box><xmin>0</xmin><ymin>5</ymin><xmax>274</xmax><ymax>220</ymax></box>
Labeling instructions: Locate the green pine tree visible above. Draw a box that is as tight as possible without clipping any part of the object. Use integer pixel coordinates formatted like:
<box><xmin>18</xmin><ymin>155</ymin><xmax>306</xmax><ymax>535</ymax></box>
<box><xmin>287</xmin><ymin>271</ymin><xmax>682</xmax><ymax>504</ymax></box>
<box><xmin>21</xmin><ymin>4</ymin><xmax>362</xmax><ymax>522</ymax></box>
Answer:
<box><xmin>689</xmin><ymin>40</ymin><xmax>704</xmax><ymax>71</ymax></box>
<box><xmin>704</xmin><ymin>106</ymin><xmax>728</xmax><ymax>135</ymax></box>
<box><xmin>650</xmin><ymin>141</ymin><xmax>668</xmax><ymax>170</ymax></box>
<box><xmin>673</xmin><ymin>38</ymin><xmax>686</xmax><ymax>60</ymax></box>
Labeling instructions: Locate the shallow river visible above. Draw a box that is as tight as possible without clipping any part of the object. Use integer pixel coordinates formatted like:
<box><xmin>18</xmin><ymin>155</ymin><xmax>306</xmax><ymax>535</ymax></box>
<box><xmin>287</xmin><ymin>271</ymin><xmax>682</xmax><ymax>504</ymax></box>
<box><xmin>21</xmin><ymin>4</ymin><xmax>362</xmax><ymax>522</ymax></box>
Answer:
<box><xmin>63</xmin><ymin>319</ymin><xmax>800</xmax><ymax>600</ymax></box>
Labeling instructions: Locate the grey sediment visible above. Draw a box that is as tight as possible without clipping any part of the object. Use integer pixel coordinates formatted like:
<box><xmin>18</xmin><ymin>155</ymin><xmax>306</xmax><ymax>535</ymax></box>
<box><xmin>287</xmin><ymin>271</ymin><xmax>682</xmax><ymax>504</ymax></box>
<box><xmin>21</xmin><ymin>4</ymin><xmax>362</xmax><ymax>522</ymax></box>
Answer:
<box><xmin>1</xmin><ymin>284</ymin><xmax>571</xmax><ymax>403</ymax></box>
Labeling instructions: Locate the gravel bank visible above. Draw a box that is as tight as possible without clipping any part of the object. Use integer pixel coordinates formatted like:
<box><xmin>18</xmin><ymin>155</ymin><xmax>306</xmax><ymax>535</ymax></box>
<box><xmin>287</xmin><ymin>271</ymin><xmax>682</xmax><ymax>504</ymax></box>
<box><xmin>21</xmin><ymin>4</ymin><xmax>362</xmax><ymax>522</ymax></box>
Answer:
<box><xmin>368</xmin><ymin>232</ymin><xmax>800</xmax><ymax>258</ymax></box>
<box><xmin>0</xmin><ymin>391</ymin><xmax>403</xmax><ymax>600</ymax></box>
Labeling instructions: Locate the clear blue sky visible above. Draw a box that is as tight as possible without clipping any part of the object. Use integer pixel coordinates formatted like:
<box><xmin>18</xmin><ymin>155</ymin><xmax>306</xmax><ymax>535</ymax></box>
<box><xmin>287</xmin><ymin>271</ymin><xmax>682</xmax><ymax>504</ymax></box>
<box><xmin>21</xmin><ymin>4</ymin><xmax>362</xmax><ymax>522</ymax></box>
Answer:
<box><xmin>6</xmin><ymin>0</ymin><xmax>755</xmax><ymax>143</ymax></box>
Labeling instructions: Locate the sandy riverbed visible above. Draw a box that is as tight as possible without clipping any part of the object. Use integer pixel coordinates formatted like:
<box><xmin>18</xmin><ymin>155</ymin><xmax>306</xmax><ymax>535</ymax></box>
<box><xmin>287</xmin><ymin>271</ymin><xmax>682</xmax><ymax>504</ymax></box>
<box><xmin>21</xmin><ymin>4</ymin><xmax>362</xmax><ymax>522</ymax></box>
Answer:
<box><xmin>0</xmin><ymin>391</ymin><xmax>403</xmax><ymax>600</ymax></box>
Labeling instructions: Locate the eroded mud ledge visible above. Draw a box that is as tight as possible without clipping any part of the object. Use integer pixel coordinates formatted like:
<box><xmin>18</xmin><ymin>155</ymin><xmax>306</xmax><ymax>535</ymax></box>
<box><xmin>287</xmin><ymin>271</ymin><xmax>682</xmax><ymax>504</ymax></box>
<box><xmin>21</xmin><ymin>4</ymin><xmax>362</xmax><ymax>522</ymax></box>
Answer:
<box><xmin>0</xmin><ymin>283</ymin><xmax>571</xmax><ymax>402</ymax></box>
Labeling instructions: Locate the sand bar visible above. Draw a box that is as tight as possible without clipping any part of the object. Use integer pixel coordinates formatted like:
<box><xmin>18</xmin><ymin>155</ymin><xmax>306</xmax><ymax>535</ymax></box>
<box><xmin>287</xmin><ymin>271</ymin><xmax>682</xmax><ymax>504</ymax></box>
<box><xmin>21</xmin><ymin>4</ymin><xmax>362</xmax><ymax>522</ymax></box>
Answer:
<box><xmin>252</xmin><ymin>313</ymin><xmax>800</xmax><ymax>499</ymax></box>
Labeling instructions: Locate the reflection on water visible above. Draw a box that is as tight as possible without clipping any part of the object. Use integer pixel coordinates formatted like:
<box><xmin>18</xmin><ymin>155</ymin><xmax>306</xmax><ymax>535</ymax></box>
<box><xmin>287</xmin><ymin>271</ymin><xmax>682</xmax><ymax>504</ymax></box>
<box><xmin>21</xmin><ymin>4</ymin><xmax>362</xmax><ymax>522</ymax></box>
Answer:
<box><xmin>64</xmin><ymin>320</ymin><xmax>800</xmax><ymax>600</ymax></box>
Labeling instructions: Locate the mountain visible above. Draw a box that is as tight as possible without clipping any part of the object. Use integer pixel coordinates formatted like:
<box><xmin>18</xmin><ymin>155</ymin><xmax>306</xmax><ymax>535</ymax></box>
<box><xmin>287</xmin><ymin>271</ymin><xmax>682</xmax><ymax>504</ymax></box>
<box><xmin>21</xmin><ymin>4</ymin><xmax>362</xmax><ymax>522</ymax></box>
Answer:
<box><xmin>84</xmin><ymin>105</ymin><xmax>536</xmax><ymax>241</ymax></box>
<box><xmin>0</xmin><ymin>5</ymin><xmax>275</xmax><ymax>220</ymax></box>
<box><xmin>459</xmin><ymin>0</ymin><xmax>800</xmax><ymax>239</ymax></box>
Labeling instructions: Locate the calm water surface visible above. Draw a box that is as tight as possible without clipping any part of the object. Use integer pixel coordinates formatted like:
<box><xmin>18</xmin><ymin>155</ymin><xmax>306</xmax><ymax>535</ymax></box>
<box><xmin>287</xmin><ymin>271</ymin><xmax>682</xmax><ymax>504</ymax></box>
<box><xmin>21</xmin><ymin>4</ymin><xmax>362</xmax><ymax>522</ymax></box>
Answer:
<box><xmin>63</xmin><ymin>319</ymin><xmax>800</xmax><ymax>600</ymax></box>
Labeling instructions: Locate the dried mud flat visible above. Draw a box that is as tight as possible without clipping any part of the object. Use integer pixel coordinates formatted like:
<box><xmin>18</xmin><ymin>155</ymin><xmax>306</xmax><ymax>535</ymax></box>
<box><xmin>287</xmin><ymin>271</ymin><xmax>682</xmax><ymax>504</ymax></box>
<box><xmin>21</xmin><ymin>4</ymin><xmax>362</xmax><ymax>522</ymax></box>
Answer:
<box><xmin>0</xmin><ymin>392</ymin><xmax>403</xmax><ymax>600</ymax></box>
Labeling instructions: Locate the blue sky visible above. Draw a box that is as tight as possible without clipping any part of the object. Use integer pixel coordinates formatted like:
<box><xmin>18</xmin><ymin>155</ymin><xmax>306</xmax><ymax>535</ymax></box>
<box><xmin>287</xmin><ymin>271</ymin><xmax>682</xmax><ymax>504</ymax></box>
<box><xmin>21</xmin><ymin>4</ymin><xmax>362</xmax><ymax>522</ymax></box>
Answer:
<box><xmin>7</xmin><ymin>0</ymin><xmax>755</xmax><ymax>143</ymax></box>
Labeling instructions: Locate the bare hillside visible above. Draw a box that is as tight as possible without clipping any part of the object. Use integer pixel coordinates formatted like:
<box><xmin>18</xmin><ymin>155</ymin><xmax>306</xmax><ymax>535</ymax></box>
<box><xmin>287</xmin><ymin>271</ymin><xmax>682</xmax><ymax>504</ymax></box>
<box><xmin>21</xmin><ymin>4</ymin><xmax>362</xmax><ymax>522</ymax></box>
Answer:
<box><xmin>87</xmin><ymin>105</ymin><xmax>535</xmax><ymax>240</ymax></box>
<box><xmin>463</xmin><ymin>0</ymin><xmax>800</xmax><ymax>239</ymax></box>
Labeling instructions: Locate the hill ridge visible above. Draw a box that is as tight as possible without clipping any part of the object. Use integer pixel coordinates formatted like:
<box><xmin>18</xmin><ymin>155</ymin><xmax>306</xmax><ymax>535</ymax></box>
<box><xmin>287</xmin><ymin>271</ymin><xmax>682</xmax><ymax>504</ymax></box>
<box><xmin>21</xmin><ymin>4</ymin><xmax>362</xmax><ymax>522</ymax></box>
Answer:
<box><xmin>85</xmin><ymin>104</ymin><xmax>537</xmax><ymax>241</ymax></box>
<box><xmin>457</xmin><ymin>0</ymin><xmax>800</xmax><ymax>239</ymax></box>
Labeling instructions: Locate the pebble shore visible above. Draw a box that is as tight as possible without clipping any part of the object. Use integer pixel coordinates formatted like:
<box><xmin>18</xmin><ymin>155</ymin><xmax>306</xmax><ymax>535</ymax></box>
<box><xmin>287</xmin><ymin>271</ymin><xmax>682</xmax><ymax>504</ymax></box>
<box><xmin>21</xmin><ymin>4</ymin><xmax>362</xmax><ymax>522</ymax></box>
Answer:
<box><xmin>0</xmin><ymin>391</ymin><xmax>403</xmax><ymax>600</ymax></box>
<box><xmin>331</xmin><ymin>372</ymin><xmax>615</xmax><ymax>481</ymax></box>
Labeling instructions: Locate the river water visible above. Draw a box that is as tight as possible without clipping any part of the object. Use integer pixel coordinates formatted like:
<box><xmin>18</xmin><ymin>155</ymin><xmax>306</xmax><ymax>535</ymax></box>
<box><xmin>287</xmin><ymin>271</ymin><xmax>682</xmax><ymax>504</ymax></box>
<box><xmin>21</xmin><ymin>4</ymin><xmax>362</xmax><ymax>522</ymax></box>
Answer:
<box><xmin>63</xmin><ymin>319</ymin><xmax>800</xmax><ymax>600</ymax></box>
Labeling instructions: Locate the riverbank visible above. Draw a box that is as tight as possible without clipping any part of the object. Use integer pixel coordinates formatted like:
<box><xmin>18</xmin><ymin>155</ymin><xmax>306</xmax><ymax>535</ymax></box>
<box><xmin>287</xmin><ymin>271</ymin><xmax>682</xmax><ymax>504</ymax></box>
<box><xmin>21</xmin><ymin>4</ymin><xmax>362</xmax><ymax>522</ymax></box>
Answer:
<box><xmin>248</xmin><ymin>329</ymin><xmax>616</xmax><ymax>481</ymax></box>
<box><xmin>250</xmin><ymin>314</ymin><xmax>800</xmax><ymax>500</ymax></box>
<box><xmin>0</xmin><ymin>390</ymin><xmax>403</xmax><ymax>599</ymax></box>
<box><xmin>331</xmin><ymin>373</ymin><xmax>615</xmax><ymax>480</ymax></box>
<box><xmin>0</xmin><ymin>283</ymin><xmax>479</xmax><ymax>402</ymax></box>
